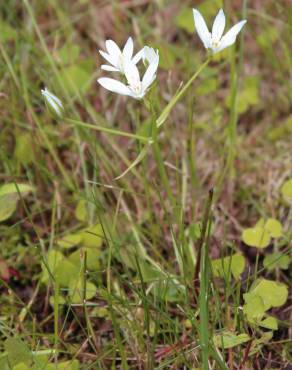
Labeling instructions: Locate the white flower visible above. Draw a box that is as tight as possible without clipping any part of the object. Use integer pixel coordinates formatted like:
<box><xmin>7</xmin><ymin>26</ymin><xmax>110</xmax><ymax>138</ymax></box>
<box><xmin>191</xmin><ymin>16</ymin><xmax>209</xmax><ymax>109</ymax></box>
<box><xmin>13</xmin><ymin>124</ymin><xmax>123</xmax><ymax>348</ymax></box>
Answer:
<box><xmin>142</xmin><ymin>46</ymin><xmax>159</xmax><ymax>64</ymax></box>
<box><xmin>41</xmin><ymin>87</ymin><xmax>64</xmax><ymax>117</ymax></box>
<box><xmin>98</xmin><ymin>51</ymin><xmax>159</xmax><ymax>100</ymax></box>
<box><xmin>99</xmin><ymin>37</ymin><xmax>144</xmax><ymax>73</ymax></box>
<box><xmin>193</xmin><ymin>8</ymin><xmax>247</xmax><ymax>54</ymax></box>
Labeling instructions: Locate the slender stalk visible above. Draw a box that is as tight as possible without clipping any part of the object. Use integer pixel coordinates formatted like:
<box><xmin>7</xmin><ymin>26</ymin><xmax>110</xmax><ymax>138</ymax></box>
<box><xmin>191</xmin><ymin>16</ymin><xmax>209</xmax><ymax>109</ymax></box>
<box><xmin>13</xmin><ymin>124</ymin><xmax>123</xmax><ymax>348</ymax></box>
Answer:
<box><xmin>215</xmin><ymin>2</ymin><xmax>247</xmax><ymax>199</ymax></box>
<box><xmin>107</xmin><ymin>294</ymin><xmax>129</xmax><ymax>370</ymax></box>
<box><xmin>0</xmin><ymin>42</ymin><xmax>21</xmax><ymax>90</ymax></box>
<box><xmin>254</xmin><ymin>251</ymin><xmax>260</xmax><ymax>281</ymax></box>
<box><xmin>82</xmin><ymin>250</ymin><xmax>98</xmax><ymax>350</ymax></box>
<box><xmin>66</xmin><ymin>118</ymin><xmax>152</xmax><ymax>143</ymax></box>
<box><xmin>53</xmin><ymin>280</ymin><xmax>59</xmax><ymax>366</ymax></box>
<box><xmin>156</xmin><ymin>58</ymin><xmax>211</xmax><ymax>128</ymax></box>
<box><xmin>215</xmin><ymin>54</ymin><xmax>238</xmax><ymax>198</ymax></box>
<box><xmin>198</xmin><ymin>189</ymin><xmax>213</xmax><ymax>370</ymax></box>
<box><xmin>187</xmin><ymin>91</ymin><xmax>198</xmax><ymax>192</ymax></box>
<box><xmin>194</xmin><ymin>190</ymin><xmax>214</xmax><ymax>287</ymax></box>
<box><xmin>151</xmin><ymin>104</ymin><xmax>176</xmax><ymax>209</ymax></box>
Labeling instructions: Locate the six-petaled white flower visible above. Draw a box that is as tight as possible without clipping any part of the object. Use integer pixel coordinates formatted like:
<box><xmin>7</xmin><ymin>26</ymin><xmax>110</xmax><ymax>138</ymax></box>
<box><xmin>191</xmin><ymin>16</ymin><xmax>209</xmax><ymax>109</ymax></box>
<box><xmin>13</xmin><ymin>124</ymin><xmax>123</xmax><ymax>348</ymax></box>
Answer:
<box><xmin>98</xmin><ymin>48</ymin><xmax>159</xmax><ymax>100</ymax></box>
<box><xmin>97</xmin><ymin>50</ymin><xmax>159</xmax><ymax>99</ymax></box>
<box><xmin>193</xmin><ymin>8</ymin><xmax>247</xmax><ymax>54</ymax></box>
<box><xmin>99</xmin><ymin>37</ymin><xmax>144</xmax><ymax>74</ymax></box>
<box><xmin>41</xmin><ymin>87</ymin><xmax>64</xmax><ymax>117</ymax></box>
<box><xmin>98</xmin><ymin>10</ymin><xmax>248</xmax><ymax>99</ymax></box>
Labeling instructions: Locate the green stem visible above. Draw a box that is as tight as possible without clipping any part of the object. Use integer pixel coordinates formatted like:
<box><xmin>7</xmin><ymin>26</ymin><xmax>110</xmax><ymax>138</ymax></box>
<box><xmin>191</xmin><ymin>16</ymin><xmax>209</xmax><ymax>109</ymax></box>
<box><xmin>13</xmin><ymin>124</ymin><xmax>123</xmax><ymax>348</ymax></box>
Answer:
<box><xmin>187</xmin><ymin>91</ymin><xmax>198</xmax><ymax>220</ymax></box>
<box><xmin>0</xmin><ymin>42</ymin><xmax>21</xmax><ymax>90</ymax></box>
<box><xmin>66</xmin><ymin>118</ymin><xmax>152</xmax><ymax>143</ymax></box>
<box><xmin>254</xmin><ymin>251</ymin><xmax>260</xmax><ymax>281</ymax></box>
<box><xmin>151</xmin><ymin>107</ymin><xmax>176</xmax><ymax>210</ymax></box>
<box><xmin>53</xmin><ymin>280</ymin><xmax>59</xmax><ymax>365</ymax></box>
<box><xmin>198</xmin><ymin>189</ymin><xmax>213</xmax><ymax>370</ymax></box>
<box><xmin>215</xmin><ymin>3</ymin><xmax>247</xmax><ymax>199</ymax></box>
<box><xmin>156</xmin><ymin>58</ymin><xmax>211</xmax><ymax>128</ymax></box>
<box><xmin>215</xmin><ymin>55</ymin><xmax>238</xmax><ymax>199</ymax></box>
<box><xmin>194</xmin><ymin>189</ymin><xmax>214</xmax><ymax>286</ymax></box>
<box><xmin>148</xmin><ymin>59</ymin><xmax>210</xmax><ymax>217</ymax></box>
<box><xmin>82</xmin><ymin>250</ymin><xmax>98</xmax><ymax>351</ymax></box>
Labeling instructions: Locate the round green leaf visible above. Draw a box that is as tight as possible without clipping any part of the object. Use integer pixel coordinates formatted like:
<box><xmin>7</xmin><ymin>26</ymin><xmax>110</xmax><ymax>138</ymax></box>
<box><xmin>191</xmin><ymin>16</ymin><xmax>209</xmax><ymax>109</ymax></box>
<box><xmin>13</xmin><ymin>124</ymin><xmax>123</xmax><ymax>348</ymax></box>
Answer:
<box><xmin>264</xmin><ymin>218</ymin><xmax>282</xmax><ymax>238</ymax></box>
<box><xmin>0</xmin><ymin>183</ymin><xmax>34</xmax><ymax>197</ymax></box>
<box><xmin>75</xmin><ymin>199</ymin><xmax>88</xmax><ymax>222</ymax></box>
<box><xmin>68</xmin><ymin>248</ymin><xmax>100</xmax><ymax>271</ymax></box>
<box><xmin>242</xmin><ymin>227</ymin><xmax>270</xmax><ymax>248</ymax></box>
<box><xmin>68</xmin><ymin>250</ymin><xmax>82</xmax><ymax>268</ymax></box>
<box><xmin>213</xmin><ymin>331</ymin><xmax>250</xmax><ymax>349</ymax></box>
<box><xmin>243</xmin><ymin>294</ymin><xmax>266</xmax><ymax>322</ymax></box>
<box><xmin>250</xmin><ymin>279</ymin><xmax>288</xmax><ymax>310</ymax></box>
<box><xmin>85</xmin><ymin>247</ymin><xmax>100</xmax><ymax>271</ymax></box>
<box><xmin>263</xmin><ymin>252</ymin><xmax>290</xmax><ymax>271</ymax></box>
<box><xmin>41</xmin><ymin>250</ymin><xmax>64</xmax><ymax>283</ymax></box>
<box><xmin>212</xmin><ymin>253</ymin><xmax>245</xmax><ymax>280</ymax></box>
<box><xmin>0</xmin><ymin>195</ymin><xmax>18</xmax><ymax>222</ymax></box>
<box><xmin>68</xmin><ymin>278</ymin><xmax>97</xmax><ymax>303</ymax></box>
<box><xmin>0</xmin><ymin>183</ymin><xmax>34</xmax><ymax>222</ymax></box>
<box><xmin>80</xmin><ymin>224</ymin><xmax>103</xmax><ymax>248</ymax></box>
<box><xmin>57</xmin><ymin>233</ymin><xmax>82</xmax><ymax>249</ymax></box>
<box><xmin>259</xmin><ymin>316</ymin><xmax>278</xmax><ymax>330</ymax></box>
<box><xmin>49</xmin><ymin>294</ymin><xmax>66</xmax><ymax>307</ymax></box>
<box><xmin>55</xmin><ymin>259</ymin><xmax>80</xmax><ymax>287</ymax></box>
<box><xmin>281</xmin><ymin>179</ymin><xmax>292</xmax><ymax>199</ymax></box>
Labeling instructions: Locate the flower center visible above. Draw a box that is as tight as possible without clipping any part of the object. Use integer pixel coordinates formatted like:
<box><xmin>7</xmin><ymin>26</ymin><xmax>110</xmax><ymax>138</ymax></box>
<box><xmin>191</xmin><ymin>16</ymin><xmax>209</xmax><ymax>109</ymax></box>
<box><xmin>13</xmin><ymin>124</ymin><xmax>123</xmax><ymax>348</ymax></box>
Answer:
<box><xmin>130</xmin><ymin>81</ymin><xmax>142</xmax><ymax>94</ymax></box>
<box><xmin>211</xmin><ymin>40</ymin><xmax>220</xmax><ymax>49</ymax></box>
<box><xmin>126</xmin><ymin>72</ymin><xmax>142</xmax><ymax>96</ymax></box>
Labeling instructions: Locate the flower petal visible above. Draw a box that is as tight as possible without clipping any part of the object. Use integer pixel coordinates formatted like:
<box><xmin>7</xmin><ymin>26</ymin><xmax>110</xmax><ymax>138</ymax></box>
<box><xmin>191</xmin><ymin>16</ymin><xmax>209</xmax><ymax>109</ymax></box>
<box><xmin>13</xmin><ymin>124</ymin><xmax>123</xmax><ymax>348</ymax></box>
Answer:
<box><xmin>143</xmin><ymin>46</ymin><xmax>157</xmax><ymax>64</ymax></box>
<box><xmin>124</xmin><ymin>60</ymin><xmax>141</xmax><ymax>90</ymax></box>
<box><xmin>101</xmin><ymin>64</ymin><xmax>120</xmax><ymax>72</ymax></box>
<box><xmin>123</xmin><ymin>37</ymin><xmax>134</xmax><ymax>59</ymax></box>
<box><xmin>99</xmin><ymin>50</ymin><xmax>117</xmax><ymax>67</ymax></box>
<box><xmin>41</xmin><ymin>88</ymin><xmax>63</xmax><ymax>117</ymax></box>
<box><xmin>217</xmin><ymin>19</ymin><xmax>247</xmax><ymax>53</ymax></box>
<box><xmin>105</xmin><ymin>40</ymin><xmax>122</xmax><ymax>64</ymax></box>
<box><xmin>212</xmin><ymin>9</ymin><xmax>225</xmax><ymax>43</ymax></box>
<box><xmin>132</xmin><ymin>48</ymin><xmax>145</xmax><ymax>65</ymax></box>
<box><xmin>142</xmin><ymin>53</ymin><xmax>159</xmax><ymax>91</ymax></box>
<box><xmin>193</xmin><ymin>9</ymin><xmax>211</xmax><ymax>49</ymax></box>
<box><xmin>97</xmin><ymin>77</ymin><xmax>132</xmax><ymax>97</ymax></box>
<box><xmin>42</xmin><ymin>88</ymin><xmax>62</xmax><ymax>107</ymax></box>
